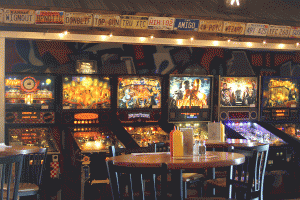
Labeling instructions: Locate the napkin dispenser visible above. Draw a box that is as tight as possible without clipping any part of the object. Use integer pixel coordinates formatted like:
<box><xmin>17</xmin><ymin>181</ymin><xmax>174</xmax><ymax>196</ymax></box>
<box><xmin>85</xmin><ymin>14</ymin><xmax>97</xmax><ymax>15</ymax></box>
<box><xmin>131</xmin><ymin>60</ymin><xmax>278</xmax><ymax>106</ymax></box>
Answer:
<box><xmin>208</xmin><ymin>122</ymin><xmax>225</xmax><ymax>142</ymax></box>
<box><xmin>180</xmin><ymin>128</ymin><xmax>193</xmax><ymax>156</ymax></box>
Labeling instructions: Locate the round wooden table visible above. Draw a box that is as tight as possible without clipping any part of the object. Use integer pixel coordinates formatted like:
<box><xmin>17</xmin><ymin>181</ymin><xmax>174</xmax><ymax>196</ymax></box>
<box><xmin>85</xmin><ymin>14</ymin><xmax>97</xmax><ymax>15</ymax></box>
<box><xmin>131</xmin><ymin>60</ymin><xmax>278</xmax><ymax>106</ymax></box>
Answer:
<box><xmin>108</xmin><ymin>151</ymin><xmax>245</xmax><ymax>200</ymax></box>
<box><xmin>0</xmin><ymin>144</ymin><xmax>41</xmax><ymax>157</ymax></box>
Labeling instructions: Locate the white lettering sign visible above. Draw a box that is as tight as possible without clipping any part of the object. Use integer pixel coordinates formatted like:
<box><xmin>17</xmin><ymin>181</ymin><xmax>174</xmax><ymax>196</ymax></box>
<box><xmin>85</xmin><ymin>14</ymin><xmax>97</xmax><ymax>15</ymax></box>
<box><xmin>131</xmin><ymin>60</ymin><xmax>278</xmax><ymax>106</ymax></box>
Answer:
<box><xmin>65</xmin><ymin>12</ymin><xmax>93</xmax><ymax>26</ymax></box>
<box><xmin>267</xmin><ymin>25</ymin><xmax>291</xmax><ymax>37</ymax></box>
<box><xmin>245</xmin><ymin>23</ymin><xmax>269</xmax><ymax>36</ymax></box>
<box><xmin>4</xmin><ymin>9</ymin><xmax>35</xmax><ymax>24</ymax></box>
<box><xmin>148</xmin><ymin>17</ymin><xmax>174</xmax><ymax>30</ymax></box>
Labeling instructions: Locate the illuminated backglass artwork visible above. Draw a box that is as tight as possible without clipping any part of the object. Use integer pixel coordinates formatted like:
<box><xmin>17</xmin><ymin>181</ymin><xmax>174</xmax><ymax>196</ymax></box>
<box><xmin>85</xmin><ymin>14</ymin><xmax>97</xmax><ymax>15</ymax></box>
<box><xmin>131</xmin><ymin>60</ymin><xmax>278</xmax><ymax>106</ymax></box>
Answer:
<box><xmin>262</xmin><ymin>78</ymin><xmax>299</xmax><ymax>108</ymax></box>
<box><xmin>220</xmin><ymin>77</ymin><xmax>258</xmax><ymax>107</ymax></box>
<box><xmin>62</xmin><ymin>76</ymin><xmax>111</xmax><ymax>109</ymax></box>
<box><xmin>5</xmin><ymin>75</ymin><xmax>54</xmax><ymax>110</ymax></box>
<box><xmin>169</xmin><ymin>76</ymin><xmax>211</xmax><ymax>109</ymax></box>
<box><xmin>117</xmin><ymin>77</ymin><xmax>161</xmax><ymax>109</ymax></box>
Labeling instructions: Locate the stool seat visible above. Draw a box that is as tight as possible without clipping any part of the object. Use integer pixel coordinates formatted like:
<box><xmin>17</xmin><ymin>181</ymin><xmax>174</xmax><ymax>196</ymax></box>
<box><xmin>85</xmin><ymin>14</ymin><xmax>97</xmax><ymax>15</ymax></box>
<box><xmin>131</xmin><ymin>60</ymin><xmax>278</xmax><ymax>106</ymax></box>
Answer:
<box><xmin>182</xmin><ymin>173</ymin><xmax>205</xmax><ymax>182</ymax></box>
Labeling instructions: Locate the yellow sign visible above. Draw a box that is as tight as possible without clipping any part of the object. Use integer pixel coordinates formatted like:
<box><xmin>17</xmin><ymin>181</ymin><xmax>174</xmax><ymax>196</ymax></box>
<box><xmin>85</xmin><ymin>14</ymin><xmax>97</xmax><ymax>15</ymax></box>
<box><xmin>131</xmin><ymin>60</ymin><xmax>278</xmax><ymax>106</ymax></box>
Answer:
<box><xmin>222</xmin><ymin>21</ymin><xmax>246</xmax><ymax>35</ymax></box>
<box><xmin>198</xmin><ymin>20</ymin><xmax>223</xmax><ymax>33</ymax></box>
<box><xmin>120</xmin><ymin>15</ymin><xmax>148</xmax><ymax>29</ymax></box>
<box><xmin>93</xmin><ymin>14</ymin><xmax>120</xmax><ymax>27</ymax></box>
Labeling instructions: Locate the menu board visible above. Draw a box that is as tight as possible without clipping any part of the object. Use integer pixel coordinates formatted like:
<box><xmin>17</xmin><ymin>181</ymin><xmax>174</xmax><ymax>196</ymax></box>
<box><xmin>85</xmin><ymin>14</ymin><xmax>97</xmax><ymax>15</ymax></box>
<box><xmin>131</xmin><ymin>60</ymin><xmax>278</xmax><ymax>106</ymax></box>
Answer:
<box><xmin>220</xmin><ymin>77</ymin><xmax>258</xmax><ymax>107</ymax></box>
<box><xmin>62</xmin><ymin>76</ymin><xmax>111</xmax><ymax>109</ymax></box>
<box><xmin>261</xmin><ymin>77</ymin><xmax>299</xmax><ymax>108</ymax></box>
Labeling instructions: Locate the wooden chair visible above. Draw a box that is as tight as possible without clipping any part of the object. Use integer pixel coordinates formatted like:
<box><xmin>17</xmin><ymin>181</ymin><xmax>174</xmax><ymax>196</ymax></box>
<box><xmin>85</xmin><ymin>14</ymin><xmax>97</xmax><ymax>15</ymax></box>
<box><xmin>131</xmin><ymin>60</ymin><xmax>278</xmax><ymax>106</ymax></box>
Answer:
<box><xmin>150</xmin><ymin>143</ymin><xmax>206</xmax><ymax>198</ymax></box>
<box><xmin>108</xmin><ymin>145</ymin><xmax>166</xmax><ymax>200</ymax></box>
<box><xmin>0</xmin><ymin>154</ymin><xmax>24</xmax><ymax>200</ymax></box>
<box><xmin>109</xmin><ymin>145</ymin><xmax>155</xmax><ymax>157</ymax></box>
<box><xmin>18</xmin><ymin>148</ymin><xmax>47</xmax><ymax>199</ymax></box>
<box><xmin>205</xmin><ymin>144</ymin><xmax>269</xmax><ymax>200</ymax></box>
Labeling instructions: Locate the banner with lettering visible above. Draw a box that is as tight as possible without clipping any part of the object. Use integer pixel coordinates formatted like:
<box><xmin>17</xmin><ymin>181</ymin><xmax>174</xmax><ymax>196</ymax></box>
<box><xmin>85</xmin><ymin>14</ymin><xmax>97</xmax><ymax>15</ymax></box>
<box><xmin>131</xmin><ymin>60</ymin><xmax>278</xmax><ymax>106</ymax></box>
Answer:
<box><xmin>120</xmin><ymin>15</ymin><xmax>148</xmax><ymax>29</ymax></box>
<box><xmin>289</xmin><ymin>27</ymin><xmax>300</xmax><ymax>38</ymax></box>
<box><xmin>65</xmin><ymin>12</ymin><xmax>93</xmax><ymax>27</ymax></box>
<box><xmin>93</xmin><ymin>14</ymin><xmax>120</xmax><ymax>27</ymax></box>
<box><xmin>174</xmin><ymin>19</ymin><xmax>199</xmax><ymax>31</ymax></box>
<box><xmin>267</xmin><ymin>25</ymin><xmax>291</xmax><ymax>37</ymax></box>
<box><xmin>198</xmin><ymin>20</ymin><xmax>223</xmax><ymax>33</ymax></box>
<box><xmin>35</xmin><ymin>10</ymin><xmax>64</xmax><ymax>25</ymax></box>
<box><xmin>4</xmin><ymin>9</ymin><xmax>35</xmax><ymax>24</ymax></box>
<box><xmin>245</xmin><ymin>23</ymin><xmax>269</xmax><ymax>36</ymax></box>
<box><xmin>148</xmin><ymin>17</ymin><xmax>174</xmax><ymax>30</ymax></box>
<box><xmin>222</xmin><ymin>21</ymin><xmax>246</xmax><ymax>35</ymax></box>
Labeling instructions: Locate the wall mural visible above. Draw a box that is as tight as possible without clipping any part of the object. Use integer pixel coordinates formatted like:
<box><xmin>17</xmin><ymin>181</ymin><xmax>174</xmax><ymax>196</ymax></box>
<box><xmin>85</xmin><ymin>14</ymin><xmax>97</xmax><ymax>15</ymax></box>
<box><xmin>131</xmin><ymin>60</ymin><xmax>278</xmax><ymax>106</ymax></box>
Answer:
<box><xmin>5</xmin><ymin>39</ymin><xmax>300</xmax><ymax>77</ymax></box>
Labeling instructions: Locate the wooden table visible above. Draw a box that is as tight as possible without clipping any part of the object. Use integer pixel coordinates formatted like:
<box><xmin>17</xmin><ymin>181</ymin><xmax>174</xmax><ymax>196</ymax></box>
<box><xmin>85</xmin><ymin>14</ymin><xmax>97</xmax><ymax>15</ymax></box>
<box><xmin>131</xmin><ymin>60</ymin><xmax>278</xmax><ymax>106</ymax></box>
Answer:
<box><xmin>0</xmin><ymin>144</ymin><xmax>41</xmax><ymax>157</ymax></box>
<box><xmin>108</xmin><ymin>151</ymin><xmax>245</xmax><ymax>200</ymax></box>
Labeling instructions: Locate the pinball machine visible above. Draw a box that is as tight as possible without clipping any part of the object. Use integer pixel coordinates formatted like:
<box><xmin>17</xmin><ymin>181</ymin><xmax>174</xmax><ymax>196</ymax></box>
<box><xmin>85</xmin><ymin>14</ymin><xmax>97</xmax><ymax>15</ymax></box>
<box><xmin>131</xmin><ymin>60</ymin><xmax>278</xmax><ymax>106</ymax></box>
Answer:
<box><xmin>219</xmin><ymin>76</ymin><xmax>296</xmax><ymax>172</ymax></box>
<box><xmin>4</xmin><ymin>73</ymin><xmax>62</xmax><ymax>198</ymax></box>
<box><xmin>116</xmin><ymin>76</ymin><xmax>171</xmax><ymax>148</ymax></box>
<box><xmin>61</xmin><ymin>74</ymin><xmax>123</xmax><ymax>200</ymax></box>
<box><xmin>168</xmin><ymin>75</ymin><xmax>213</xmax><ymax>142</ymax></box>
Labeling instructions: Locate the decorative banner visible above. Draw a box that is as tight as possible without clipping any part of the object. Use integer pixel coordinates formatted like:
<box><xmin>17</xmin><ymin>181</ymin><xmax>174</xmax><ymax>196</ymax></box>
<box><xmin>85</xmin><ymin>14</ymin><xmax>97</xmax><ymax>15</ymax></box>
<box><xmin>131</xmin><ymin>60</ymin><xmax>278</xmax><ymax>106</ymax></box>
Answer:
<box><xmin>245</xmin><ymin>23</ymin><xmax>269</xmax><ymax>36</ymax></box>
<box><xmin>198</xmin><ymin>20</ymin><xmax>223</xmax><ymax>33</ymax></box>
<box><xmin>65</xmin><ymin>12</ymin><xmax>93</xmax><ymax>26</ymax></box>
<box><xmin>93</xmin><ymin>14</ymin><xmax>120</xmax><ymax>27</ymax></box>
<box><xmin>267</xmin><ymin>25</ymin><xmax>291</xmax><ymax>37</ymax></box>
<box><xmin>222</xmin><ymin>21</ymin><xmax>246</xmax><ymax>35</ymax></box>
<box><xmin>289</xmin><ymin>27</ymin><xmax>300</xmax><ymax>38</ymax></box>
<box><xmin>120</xmin><ymin>15</ymin><xmax>148</xmax><ymax>29</ymax></box>
<box><xmin>148</xmin><ymin>17</ymin><xmax>174</xmax><ymax>30</ymax></box>
<box><xmin>35</xmin><ymin>10</ymin><xmax>64</xmax><ymax>25</ymax></box>
<box><xmin>174</xmin><ymin>19</ymin><xmax>199</xmax><ymax>31</ymax></box>
<box><xmin>4</xmin><ymin>9</ymin><xmax>35</xmax><ymax>24</ymax></box>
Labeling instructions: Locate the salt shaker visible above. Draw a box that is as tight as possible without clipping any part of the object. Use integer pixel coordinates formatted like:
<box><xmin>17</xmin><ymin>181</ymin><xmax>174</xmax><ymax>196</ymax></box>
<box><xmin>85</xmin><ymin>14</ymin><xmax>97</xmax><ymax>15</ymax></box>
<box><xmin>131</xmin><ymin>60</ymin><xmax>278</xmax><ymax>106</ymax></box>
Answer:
<box><xmin>193</xmin><ymin>140</ymin><xmax>199</xmax><ymax>156</ymax></box>
<box><xmin>199</xmin><ymin>140</ymin><xmax>206</xmax><ymax>155</ymax></box>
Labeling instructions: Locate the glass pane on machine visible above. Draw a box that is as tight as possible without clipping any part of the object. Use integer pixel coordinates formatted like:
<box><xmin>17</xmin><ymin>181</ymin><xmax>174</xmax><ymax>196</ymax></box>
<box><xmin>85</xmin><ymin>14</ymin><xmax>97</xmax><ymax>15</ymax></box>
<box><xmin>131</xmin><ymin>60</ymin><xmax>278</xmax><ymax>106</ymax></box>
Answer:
<box><xmin>125</xmin><ymin>126</ymin><xmax>169</xmax><ymax>147</ymax></box>
<box><xmin>73</xmin><ymin>127</ymin><xmax>123</xmax><ymax>151</ymax></box>
<box><xmin>177</xmin><ymin>122</ymin><xmax>208</xmax><ymax>140</ymax></box>
<box><xmin>274</xmin><ymin>124</ymin><xmax>300</xmax><ymax>140</ymax></box>
<box><xmin>225</xmin><ymin>122</ymin><xmax>286</xmax><ymax>145</ymax></box>
<box><xmin>8</xmin><ymin>128</ymin><xmax>59</xmax><ymax>153</ymax></box>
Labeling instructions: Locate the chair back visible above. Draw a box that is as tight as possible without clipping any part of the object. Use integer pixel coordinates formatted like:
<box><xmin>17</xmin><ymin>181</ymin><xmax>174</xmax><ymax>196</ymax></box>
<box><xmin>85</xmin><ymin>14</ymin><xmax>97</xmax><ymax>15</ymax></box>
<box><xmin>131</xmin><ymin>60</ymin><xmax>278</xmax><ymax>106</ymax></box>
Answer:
<box><xmin>228</xmin><ymin>144</ymin><xmax>269</xmax><ymax>200</ymax></box>
<box><xmin>20</xmin><ymin>148</ymin><xmax>47</xmax><ymax>186</ymax></box>
<box><xmin>109</xmin><ymin>145</ymin><xmax>155</xmax><ymax>157</ymax></box>
<box><xmin>0</xmin><ymin>154</ymin><xmax>24</xmax><ymax>200</ymax></box>
<box><xmin>106</xmin><ymin>160</ymin><xmax>168</xmax><ymax>200</ymax></box>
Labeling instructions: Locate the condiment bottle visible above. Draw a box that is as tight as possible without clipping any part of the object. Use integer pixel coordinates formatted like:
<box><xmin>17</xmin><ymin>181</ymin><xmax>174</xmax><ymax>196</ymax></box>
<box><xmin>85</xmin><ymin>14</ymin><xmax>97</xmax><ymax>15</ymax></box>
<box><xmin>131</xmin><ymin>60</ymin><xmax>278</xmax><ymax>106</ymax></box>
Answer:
<box><xmin>193</xmin><ymin>140</ymin><xmax>199</xmax><ymax>156</ymax></box>
<box><xmin>199</xmin><ymin>140</ymin><xmax>206</xmax><ymax>155</ymax></box>
<box><xmin>170</xmin><ymin>127</ymin><xmax>183</xmax><ymax>157</ymax></box>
